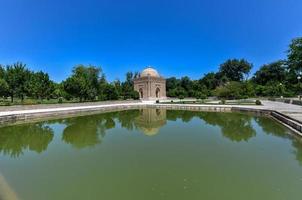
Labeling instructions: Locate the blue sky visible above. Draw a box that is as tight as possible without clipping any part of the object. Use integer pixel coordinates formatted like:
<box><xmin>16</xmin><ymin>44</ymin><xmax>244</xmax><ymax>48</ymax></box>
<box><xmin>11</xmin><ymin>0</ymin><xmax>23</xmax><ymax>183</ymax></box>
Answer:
<box><xmin>0</xmin><ymin>0</ymin><xmax>301</xmax><ymax>82</ymax></box>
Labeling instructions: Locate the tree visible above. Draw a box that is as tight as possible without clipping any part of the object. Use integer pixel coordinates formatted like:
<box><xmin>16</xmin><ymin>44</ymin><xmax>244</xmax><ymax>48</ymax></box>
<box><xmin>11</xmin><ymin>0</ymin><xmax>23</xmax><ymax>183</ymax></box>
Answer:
<box><xmin>0</xmin><ymin>65</ymin><xmax>8</xmax><ymax>97</ymax></box>
<box><xmin>121</xmin><ymin>72</ymin><xmax>135</xmax><ymax>99</ymax></box>
<box><xmin>287</xmin><ymin>37</ymin><xmax>302</xmax><ymax>72</ymax></box>
<box><xmin>252</xmin><ymin>61</ymin><xmax>286</xmax><ymax>85</ymax></box>
<box><xmin>113</xmin><ymin>79</ymin><xmax>122</xmax><ymax>98</ymax></box>
<box><xmin>0</xmin><ymin>65</ymin><xmax>5</xmax><ymax>78</ymax></box>
<box><xmin>0</xmin><ymin>78</ymin><xmax>9</xmax><ymax>97</ymax></box>
<box><xmin>102</xmin><ymin>83</ymin><xmax>119</xmax><ymax>100</ymax></box>
<box><xmin>28</xmin><ymin>71</ymin><xmax>54</xmax><ymax>100</ymax></box>
<box><xmin>180</xmin><ymin>76</ymin><xmax>194</xmax><ymax>96</ymax></box>
<box><xmin>199</xmin><ymin>72</ymin><xmax>220</xmax><ymax>90</ymax></box>
<box><xmin>166</xmin><ymin>77</ymin><xmax>180</xmax><ymax>91</ymax></box>
<box><xmin>219</xmin><ymin>59</ymin><xmax>252</xmax><ymax>82</ymax></box>
<box><xmin>63</xmin><ymin>65</ymin><xmax>101</xmax><ymax>101</ymax></box>
<box><xmin>4</xmin><ymin>62</ymin><xmax>31</xmax><ymax>102</ymax></box>
<box><xmin>214</xmin><ymin>81</ymin><xmax>245</xmax><ymax>99</ymax></box>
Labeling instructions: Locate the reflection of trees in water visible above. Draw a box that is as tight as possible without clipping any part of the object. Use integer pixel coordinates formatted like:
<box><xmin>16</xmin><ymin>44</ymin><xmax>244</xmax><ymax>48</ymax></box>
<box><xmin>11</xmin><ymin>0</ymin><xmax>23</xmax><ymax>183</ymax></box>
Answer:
<box><xmin>166</xmin><ymin>110</ymin><xmax>194</xmax><ymax>122</ymax></box>
<box><xmin>0</xmin><ymin>123</ymin><xmax>54</xmax><ymax>157</ymax></box>
<box><xmin>292</xmin><ymin>139</ymin><xmax>302</xmax><ymax>166</ymax></box>
<box><xmin>117</xmin><ymin>110</ymin><xmax>140</xmax><ymax>130</ymax></box>
<box><xmin>62</xmin><ymin>112</ymin><xmax>117</xmax><ymax>149</ymax></box>
<box><xmin>167</xmin><ymin>110</ymin><xmax>256</xmax><ymax>142</ymax></box>
<box><xmin>254</xmin><ymin>117</ymin><xmax>289</xmax><ymax>138</ymax></box>
<box><xmin>255</xmin><ymin>116</ymin><xmax>302</xmax><ymax>166</ymax></box>
<box><xmin>198</xmin><ymin>112</ymin><xmax>256</xmax><ymax>142</ymax></box>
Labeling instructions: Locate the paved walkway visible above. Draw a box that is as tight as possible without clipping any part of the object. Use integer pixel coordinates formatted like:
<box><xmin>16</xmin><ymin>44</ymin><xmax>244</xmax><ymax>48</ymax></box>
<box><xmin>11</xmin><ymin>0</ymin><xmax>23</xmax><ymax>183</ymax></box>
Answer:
<box><xmin>259</xmin><ymin>101</ymin><xmax>302</xmax><ymax>122</ymax></box>
<box><xmin>0</xmin><ymin>100</ymin><xmax>301</xmax><ymax>122</ymax></box>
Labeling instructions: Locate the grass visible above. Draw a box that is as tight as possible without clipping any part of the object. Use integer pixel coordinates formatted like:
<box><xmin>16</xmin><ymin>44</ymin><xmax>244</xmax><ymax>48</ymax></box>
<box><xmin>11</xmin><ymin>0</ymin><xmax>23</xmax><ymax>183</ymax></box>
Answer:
<box><xmin>0</xmin><ymin>98</ymin><xmax>87</xmax><ymax>106</ymax></box>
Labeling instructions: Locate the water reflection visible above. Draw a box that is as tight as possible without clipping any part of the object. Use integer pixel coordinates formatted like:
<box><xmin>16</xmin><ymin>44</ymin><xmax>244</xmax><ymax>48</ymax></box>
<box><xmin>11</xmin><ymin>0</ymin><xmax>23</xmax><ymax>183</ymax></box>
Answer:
<box><xmin>134</xmin><ymin>109</ymin><xmax>166</xmax><ymax>136</ymax></box>
<box><xmin>62</xmin><ymin>113</ymin><xmax>116</xmax><ymax>149</ymax></box>
<box><xmin>1</xmin><ymin>108</ymin><xmax>302</xmax><ymax>164</ymax></box>
<box><xmin>198</xmin><ymin>112</ymin><xmax>256</xmax><ymax>142</ymax></box>
<box><xmin>255</xmin><ymin>117</ymin><xmax>289</xmax><ymax>138</ymax></box>
<box><xmin>0</xmin><ymin>123</ymin><xmax>53</xmax><ymax>157</ymax></box>
<box><xmin>167</xmin><ymin>110</ymin><xmax>256</xmax><ymax>142</ymax></box>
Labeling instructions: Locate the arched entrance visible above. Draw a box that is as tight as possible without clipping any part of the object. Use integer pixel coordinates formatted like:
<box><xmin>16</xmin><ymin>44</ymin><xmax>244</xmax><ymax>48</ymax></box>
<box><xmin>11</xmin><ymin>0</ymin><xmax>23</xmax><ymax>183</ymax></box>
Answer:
<box><xmin>139</xmin><ymin>88</ymin><xmax>143</xmax><ymax>99</ymax></box>
<box><xmin>156</xmin><ymin>88</ymin><xmax>160</xmax><ymax>98</ymax></box>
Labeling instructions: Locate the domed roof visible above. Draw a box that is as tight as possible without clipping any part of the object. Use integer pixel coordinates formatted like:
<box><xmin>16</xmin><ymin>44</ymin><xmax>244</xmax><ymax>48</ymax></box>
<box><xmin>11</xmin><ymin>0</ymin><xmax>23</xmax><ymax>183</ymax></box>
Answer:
<box><xmin>140</xmin><ymin>67</ymin><xmax>160</xmax><ymax>78</ymax></box>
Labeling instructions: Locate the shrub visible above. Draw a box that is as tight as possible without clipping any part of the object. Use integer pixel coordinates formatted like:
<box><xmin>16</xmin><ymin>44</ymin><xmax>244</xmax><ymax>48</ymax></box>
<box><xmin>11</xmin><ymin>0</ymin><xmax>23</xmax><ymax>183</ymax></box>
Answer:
<box><xmin>255</xmin><ymin>100</ymin><xmax>262</xmax><ymax>105</ymax></box>
<box><xmin>214</xmin><ymin>82</ymin><xmax>245</xmax><ymax>99</ymax></box>
<box><xmin>3</xmin><ymin>102</ymin><xmax>11</xmax><ymax>106</ymax></box>
<box><xmin>132</xmin><ymin>91</ymin><xmax>140</xmax><ymax>100</ymax></box>
<box><xmin>22</xmin><ymin>99</ymin><xmax>36</xmax><ymax>105</ymax></box>
<box><xmin>58</xmin><ymin>97</ymin><xmax>63</xmax><ymax>104</ymax></box>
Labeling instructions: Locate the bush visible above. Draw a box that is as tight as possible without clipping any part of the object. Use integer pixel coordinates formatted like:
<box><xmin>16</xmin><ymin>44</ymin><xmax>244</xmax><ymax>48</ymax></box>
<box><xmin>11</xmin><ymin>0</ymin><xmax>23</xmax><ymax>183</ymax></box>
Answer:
<box><xmin>22</xmin><ymin>99</ymin><xmax>36</xmax><ymax>105</ymax></box>
<box><xmin>3</xmin><ymin>102</ymin><xmax>11</xmax><ymax>106</ymax></box>
<box><xmin>255</xmin><ymin>100</ymin><xmax>262</xmax><ymax>105</ymax></box>
<box><xmin>58</xmin><ymin>97</ymin><xmax>63</xmax><ymax>104</ymax></box>
<box><xmin>132</xmin><ymin>91</ymin><xmax>140</xmax><ymax>100</ymax></box>
<box><xmin>214</xmin><ymin>82</ymin><xmax>245</xmax><ymax>99</ymax></box>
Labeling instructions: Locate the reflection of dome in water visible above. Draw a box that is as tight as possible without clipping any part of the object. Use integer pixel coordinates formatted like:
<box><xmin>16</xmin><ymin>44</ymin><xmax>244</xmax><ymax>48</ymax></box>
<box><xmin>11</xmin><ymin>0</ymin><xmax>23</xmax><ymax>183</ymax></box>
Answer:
<box><xmin>134</xmin><ymin>109</ymin><xmax>166</xmax><ymax>136</ymax></box>
<box><xmin>138</xmin><ymin>127</ymin><xmax>160</xmax><ymax>136</ymax></box>
<box><xmin>140</xmin><ymin>67</ymin><xmax>160</xmax><ymax>78</ymax></box>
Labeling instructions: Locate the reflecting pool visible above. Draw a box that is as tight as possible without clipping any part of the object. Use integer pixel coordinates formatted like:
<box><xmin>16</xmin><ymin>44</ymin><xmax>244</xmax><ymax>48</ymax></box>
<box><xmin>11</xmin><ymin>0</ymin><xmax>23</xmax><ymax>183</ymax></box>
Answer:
<box><xmin>0</xmin><ymin>109</ymin><xmax>302</xmax><ymax>200</ymax></box>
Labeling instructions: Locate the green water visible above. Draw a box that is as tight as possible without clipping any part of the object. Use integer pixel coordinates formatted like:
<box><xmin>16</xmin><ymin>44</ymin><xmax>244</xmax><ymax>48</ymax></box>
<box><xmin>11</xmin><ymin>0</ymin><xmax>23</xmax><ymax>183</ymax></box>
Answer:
<box><xmin>0</xmin><ymin>109</ymin><xmax>302</xmax><ymax>200</ymax></box>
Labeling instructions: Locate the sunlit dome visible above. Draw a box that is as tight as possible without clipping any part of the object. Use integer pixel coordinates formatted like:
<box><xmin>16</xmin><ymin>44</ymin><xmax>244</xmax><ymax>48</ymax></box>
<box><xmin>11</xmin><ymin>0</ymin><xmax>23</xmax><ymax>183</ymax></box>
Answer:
<box><xmin>140</xmin><ymin>67</ymin><xmax>160</xmax><ymax>78</ymax></box>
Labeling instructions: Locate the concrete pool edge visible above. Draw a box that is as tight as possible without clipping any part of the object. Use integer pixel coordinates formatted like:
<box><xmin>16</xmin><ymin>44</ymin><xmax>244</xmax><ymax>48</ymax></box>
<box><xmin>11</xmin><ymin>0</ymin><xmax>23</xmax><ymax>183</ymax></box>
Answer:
<box><xmin>0</xmin><ymin>102</ymin><xmax>302</xmax><ymax>137</ymax></box>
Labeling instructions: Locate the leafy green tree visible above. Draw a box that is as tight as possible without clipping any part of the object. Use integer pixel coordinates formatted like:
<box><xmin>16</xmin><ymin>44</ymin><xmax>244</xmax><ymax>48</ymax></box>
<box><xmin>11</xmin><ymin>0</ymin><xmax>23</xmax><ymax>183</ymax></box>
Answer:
<box><xmin>286</xmin><ymin>37</ymin><xmax>302</xmax><ymax>86</ymax></box>
<box><xmin>199</xmin><ymin>73</ymin><xmax>218</xmax><ymax>90</ymax></box>
<box><xmin>252</xmin><ymin>61</ymin><xmax>286</xmax><ymax>85</ymax></box>
<box><xmin>103</xmin><ymin>83</ymin><xmax>119</xmax><ymax>100</ymax></box>
<box><xmin>214</xmin><ymin>81</ymin><xmax>245</xmax><ymax>99</ymax></box>
<box><xmin>0</xmin><ymin>78</ymin><xmax>9</xmax><ymax>97</ymax></box>
<box><xmin>28</xmin><ymin>71</ymin><xmax>55</xmax><ymax>100</ymax></box>
<box><xmin>287</xmin><ymin>37</ymin><xmax>302</xmax><ymax>72</ymax></box>
<box><xmin>63</xmin><ymin>65</ymin><xmax>101</xmax><ymax>101</ymax></box>
<box><xmin>113</xmin><ymin>79</ymin><xmax>122</xmax><ymax>98</ymax></box>
<box><xmin>0</xmin><ymin>65</ymin><xmax>5</xmax><ymax>78</ymax></box>
<box><xmin>98</xmin><ymin>73</ymin><xmax>108</xmax><ymax>100</ymax></box>
<box><xmin>121</xmin><ymin>72</ymin><xmax>136</xmax><ymax>99</ymax></box>
<box><xmin>4</xmin><ymin>62</ymin><xmax>31</xmax><ymax>102</ymax></box>
<box><xmin>219</xmin><ymin>59</ymin><xmax>252</xmax><ymax>82</ymax></box>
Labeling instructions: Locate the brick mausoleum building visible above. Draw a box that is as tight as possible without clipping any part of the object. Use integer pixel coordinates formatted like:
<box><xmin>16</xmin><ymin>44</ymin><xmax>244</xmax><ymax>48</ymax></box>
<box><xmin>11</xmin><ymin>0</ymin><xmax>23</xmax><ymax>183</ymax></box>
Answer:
<box><xmin>134</xmin><ymin>67</ymin><xmax>166</xmax><ymax>100</ymax></box>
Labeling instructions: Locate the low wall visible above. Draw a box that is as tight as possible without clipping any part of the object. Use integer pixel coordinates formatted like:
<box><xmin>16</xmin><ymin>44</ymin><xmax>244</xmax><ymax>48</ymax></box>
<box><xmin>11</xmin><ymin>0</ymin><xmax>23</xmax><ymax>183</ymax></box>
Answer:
<box><xmin>0</xmin><ymin>102</ymin><xmax>302</xmax><ymax>137</ymax></box>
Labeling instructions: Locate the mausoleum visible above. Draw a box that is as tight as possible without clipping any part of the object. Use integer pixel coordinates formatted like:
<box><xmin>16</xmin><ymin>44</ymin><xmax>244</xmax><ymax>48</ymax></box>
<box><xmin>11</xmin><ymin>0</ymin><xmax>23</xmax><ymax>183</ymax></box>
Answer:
<box><xmin>134</xmin><ymin>67</ymin><xmax>166</xmax><ymax>100</ymax></box>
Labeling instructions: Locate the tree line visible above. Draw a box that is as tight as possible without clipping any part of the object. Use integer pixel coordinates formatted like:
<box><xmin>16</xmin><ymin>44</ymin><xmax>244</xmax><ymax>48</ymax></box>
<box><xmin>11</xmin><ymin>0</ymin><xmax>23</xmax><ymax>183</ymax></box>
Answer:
<box><xmin>0</xmin><ymin>37</ymin><xmax>301</xmax><ymax>104</ymax></box>
<box><xmin>166</xmin><ymin>37</ymin><xmax>302</xmax><ymax>99</ymax></box>
<box><xmin>0</xmin><ymin>63</ymin><xmax>139</xmax><ymax>104</ymax></box>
